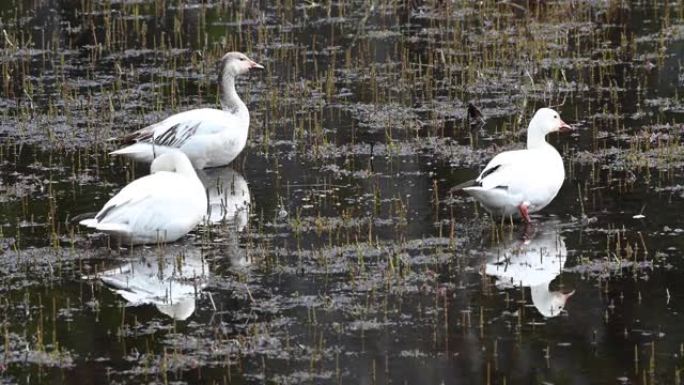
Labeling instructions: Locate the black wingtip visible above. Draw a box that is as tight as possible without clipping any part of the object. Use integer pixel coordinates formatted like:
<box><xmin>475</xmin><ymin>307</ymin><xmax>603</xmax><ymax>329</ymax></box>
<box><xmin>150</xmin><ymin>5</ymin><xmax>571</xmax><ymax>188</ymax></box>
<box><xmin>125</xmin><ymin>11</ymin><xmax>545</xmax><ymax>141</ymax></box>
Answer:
<box><xmin>449</xmin><ymin>179</ymin><xmax>477</xmax><ymax>194</ymax></box>
<box><xmin>70</xmin><ymin>211</ymin><xmax>99</xmax><ymax>224</ymax></box>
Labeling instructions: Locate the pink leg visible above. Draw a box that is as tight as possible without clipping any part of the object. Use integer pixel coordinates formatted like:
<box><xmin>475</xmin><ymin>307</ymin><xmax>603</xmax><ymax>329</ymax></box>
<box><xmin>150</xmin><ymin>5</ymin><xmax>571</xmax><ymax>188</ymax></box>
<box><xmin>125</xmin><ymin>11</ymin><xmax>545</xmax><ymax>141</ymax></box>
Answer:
<box><xmin>518</xmin><ymin>203</ymin><xmax>532</xmax><ymax>224</ymax></box>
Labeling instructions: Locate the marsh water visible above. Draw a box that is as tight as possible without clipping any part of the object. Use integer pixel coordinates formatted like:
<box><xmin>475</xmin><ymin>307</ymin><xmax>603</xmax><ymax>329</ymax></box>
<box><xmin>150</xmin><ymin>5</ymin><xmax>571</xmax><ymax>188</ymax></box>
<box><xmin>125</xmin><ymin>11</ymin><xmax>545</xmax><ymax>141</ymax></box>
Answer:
<box><xmin>1</xmin><ymin>0</ymin><xmax>684</xmax><ymax>384</ymax></box>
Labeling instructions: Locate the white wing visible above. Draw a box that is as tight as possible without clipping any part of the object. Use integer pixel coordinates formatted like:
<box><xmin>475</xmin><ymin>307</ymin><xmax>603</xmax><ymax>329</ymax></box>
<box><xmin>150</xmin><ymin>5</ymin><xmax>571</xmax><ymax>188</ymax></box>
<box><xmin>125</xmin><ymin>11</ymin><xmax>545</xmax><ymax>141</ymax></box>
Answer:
<box><xmin>81</xmin><ymin>172</ymin><xmax>206</xmax><ymax>239</ymax></box>
<box><xmin>118</xmin><ymin>108</ymin><xmax>240</xmax><ymax>148</ymax></box>
<box><xmin>475</xmin><ymin>149</ymin><xmax>532</xmax><ymax>191</ymax></box>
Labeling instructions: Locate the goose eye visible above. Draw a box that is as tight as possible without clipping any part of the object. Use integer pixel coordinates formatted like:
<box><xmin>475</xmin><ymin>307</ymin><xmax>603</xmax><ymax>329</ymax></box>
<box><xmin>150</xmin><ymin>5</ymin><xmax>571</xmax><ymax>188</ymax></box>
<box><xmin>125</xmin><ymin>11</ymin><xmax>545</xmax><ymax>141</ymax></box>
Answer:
<box><xmin>554</xmin><ymin>115</ymin><xmax>558</xmax><ymax>119</ymax></box>
<box><xmin>240</xmin><ymin>57</ymin><xmax>246</xmax><ymax>61</ymax></box>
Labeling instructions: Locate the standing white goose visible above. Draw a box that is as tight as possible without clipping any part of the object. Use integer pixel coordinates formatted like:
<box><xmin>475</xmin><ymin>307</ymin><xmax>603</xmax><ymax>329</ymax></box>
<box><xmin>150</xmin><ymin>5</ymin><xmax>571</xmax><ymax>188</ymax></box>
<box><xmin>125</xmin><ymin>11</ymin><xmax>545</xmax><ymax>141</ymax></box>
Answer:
<box><xmin>110</xmin><ymin>52</ymin><xmax>264</xmax><ymax>169</ymax></box>
<box><xmin>79</xmin><ymin>151</ymin><xmax>207</xmax><ymax>245</ymax></box>
<box><xmin>453</xmin><ymin>108</ymin><xmax>571</xmax><ymax>223</ymax></box>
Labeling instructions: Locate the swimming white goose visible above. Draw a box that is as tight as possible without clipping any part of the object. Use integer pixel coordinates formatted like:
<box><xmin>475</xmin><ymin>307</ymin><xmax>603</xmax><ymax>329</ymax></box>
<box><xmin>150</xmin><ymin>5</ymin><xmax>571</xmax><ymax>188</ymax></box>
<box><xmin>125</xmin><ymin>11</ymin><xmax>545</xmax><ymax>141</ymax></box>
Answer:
<box><xmin>485</xmin><ymin>222</ymin><xmax>574</xmax><ymax>318</ymax></box>
<box><xmin>453</xmin><ymin>108</ymin><xmax>571</xmax><ymax>223</ymax></box>
<box><xmin>95</xmin><ymin>245</ymin><xmax>208</xmax><ymax>320</ymax></box>
<box><xmin>110</xmin><ymin>52</ymin><xmax>264</xmax><ymax>169</ymax></box>
<box><xmin>79</xmin><ymin>151</ymin><xmax>207</xmax><ymax>245</ymax></box>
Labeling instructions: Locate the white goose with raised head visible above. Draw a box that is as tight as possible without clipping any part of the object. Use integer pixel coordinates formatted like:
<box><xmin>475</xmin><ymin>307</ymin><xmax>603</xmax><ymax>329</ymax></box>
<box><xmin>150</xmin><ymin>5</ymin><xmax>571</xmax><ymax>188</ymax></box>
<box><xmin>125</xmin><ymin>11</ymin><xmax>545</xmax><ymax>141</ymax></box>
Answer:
<box><xmin>79</xmin><ymin>151</ymin><xmax>207</xmax><ymax>245</ymax></box>
<box><xmin>111</xmin><ymin>52</ymin><xmax>264</xmax><ymax>169</ymax></box>
<box><xmin>453</xmin><ymin>108</ymin><xmax>571</xmax><ymax>223</ymax></box>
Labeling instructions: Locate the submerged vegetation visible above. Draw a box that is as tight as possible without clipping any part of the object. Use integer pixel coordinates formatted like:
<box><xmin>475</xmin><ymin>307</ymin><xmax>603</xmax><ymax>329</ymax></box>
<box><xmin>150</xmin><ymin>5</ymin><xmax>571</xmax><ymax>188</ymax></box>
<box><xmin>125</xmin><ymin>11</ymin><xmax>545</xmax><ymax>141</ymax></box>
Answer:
<box><xmin>1</xmin><ymin>0</ymin><xmax>684</xmax><ymax>384</ymax></box>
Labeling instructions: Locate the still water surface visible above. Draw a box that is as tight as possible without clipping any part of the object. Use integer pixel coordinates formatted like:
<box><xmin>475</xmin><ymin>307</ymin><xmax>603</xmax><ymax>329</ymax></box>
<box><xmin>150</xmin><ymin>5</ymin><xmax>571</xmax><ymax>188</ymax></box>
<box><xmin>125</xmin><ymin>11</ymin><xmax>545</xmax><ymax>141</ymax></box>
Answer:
<box><xmin>1</xmin><ymin>1</ymin><xmax>684</xmax><ymax>384</ymax></box>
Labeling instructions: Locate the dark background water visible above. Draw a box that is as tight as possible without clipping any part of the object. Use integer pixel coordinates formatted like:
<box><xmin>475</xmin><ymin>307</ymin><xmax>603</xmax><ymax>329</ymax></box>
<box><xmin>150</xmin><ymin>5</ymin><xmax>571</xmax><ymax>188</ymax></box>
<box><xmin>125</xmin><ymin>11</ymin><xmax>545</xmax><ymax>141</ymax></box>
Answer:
<box><xmin>1</xmin><ymin>0</ymin><xmax>684</xmax><ymax>384</ymax></box>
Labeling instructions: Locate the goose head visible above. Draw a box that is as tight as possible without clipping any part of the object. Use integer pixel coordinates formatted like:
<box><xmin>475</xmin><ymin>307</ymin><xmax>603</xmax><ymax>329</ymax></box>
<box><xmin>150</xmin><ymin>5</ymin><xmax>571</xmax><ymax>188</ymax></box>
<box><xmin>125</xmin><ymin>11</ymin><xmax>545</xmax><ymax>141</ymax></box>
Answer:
<box><xmin>526</xmin><ymin>108</ymin><xmax>572</xmax><ymax>148</ymax></box>
<box><xmin>150</xmin><ymin>150</ymin><xmax>197</xmax><ymax>176</ymax></box>
<box><xmin>219</xmin><ymin>51</ymin><xmax>264</xmax><ymax>78</ymax></box>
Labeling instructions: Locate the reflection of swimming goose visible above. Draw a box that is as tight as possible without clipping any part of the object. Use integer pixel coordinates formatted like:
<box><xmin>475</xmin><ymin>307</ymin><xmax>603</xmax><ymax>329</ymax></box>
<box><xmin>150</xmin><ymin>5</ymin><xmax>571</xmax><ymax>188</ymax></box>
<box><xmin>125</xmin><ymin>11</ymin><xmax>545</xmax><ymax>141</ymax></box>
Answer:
<box><xmin>452</xmin><ymin>108</ymin><xmax>571</xmax><ymax>223</ymax></box>
<box><xmin>80</xmin><ymin>151</ymin><xmax>207</xmax><ymax>245</ymax></box>
<box><xmin>485</xmin><ymin>224</ymin><xmax>574</xmax><ymax>317</ymax></box>
<box><xmin>111</xmin><ymin>52</ymin><xmax>264</xmax><ymax>169</ymax></box>
<box><xmin>198</xmin><ymin>166</ymin><xmax>250</xmax><ymax>229</ymax></box>
<box><xmin>96</xmin><ymin>245</ymin><xmax>208</xmax><ymax>320</ymax></box>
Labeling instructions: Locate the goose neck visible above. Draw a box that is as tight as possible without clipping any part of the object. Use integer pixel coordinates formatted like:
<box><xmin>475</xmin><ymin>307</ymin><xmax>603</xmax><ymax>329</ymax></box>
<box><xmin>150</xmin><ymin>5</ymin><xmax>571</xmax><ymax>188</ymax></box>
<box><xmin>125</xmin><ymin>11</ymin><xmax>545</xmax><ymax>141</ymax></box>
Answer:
<box><xmin>170</xmin><ymin>155</ymin><xmax>201</xmax><ymax>180</ymax></box>
<box><xmin>526</xmin><ymin>123</ymin><xmax>549</xmax><ymax>149</ymax></box>
<box><xmin>178</xmin><ymin>163</ymin><xmax>200</xmax><ymax>181</ymax></box>
<box><xmin>219</xmin><ymin>73</ymin><xmax>245</xmax><ymax>113</ymax></box>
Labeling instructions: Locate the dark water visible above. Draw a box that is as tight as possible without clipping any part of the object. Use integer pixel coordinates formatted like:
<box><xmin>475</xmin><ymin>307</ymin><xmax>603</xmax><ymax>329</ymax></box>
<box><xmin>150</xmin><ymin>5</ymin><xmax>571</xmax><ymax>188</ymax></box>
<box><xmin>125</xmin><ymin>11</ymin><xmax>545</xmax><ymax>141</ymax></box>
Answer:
<box><xmin>1</xmin><ymin>0</ymin><xmax>684</xmax><ymax>384</ymax></box>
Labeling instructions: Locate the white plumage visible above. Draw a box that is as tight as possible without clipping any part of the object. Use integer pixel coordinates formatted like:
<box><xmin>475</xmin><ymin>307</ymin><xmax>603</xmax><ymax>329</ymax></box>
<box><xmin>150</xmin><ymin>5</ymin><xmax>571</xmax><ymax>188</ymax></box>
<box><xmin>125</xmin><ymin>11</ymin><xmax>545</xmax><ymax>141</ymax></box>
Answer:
<box><xmin>456</xmin><ymin>108</ymin><xmax>571</xmax><ymax>222</ymax></box>
<box><xmin>110</xmin><ymin>52</ymin><xmax>263</xmax><ymax>169</ymax></box>
<box><xmin>79</xmin><ymin>151</ymin><xmax>207</xmax><ymax>245</ymax></box>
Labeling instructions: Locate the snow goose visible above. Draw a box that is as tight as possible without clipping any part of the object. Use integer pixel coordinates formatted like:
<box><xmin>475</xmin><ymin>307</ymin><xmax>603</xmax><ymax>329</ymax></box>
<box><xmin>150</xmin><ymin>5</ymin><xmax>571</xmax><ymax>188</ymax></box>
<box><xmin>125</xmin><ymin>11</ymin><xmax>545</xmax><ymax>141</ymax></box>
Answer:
<box><xmin>111</xmin><ymin>51</ymin><xmax>264</xmax><ymax>169</ymax></box>
<box><xmin>453</xmin><ymin>108</ymin><xmax>571</xmax><ymax>223</ymax></box>
<box><xmin>79</xmin><ymin>151</ymin><xmax>207</xmax><ymax>245</ymax></box>
<box><xmin>485</xmin><ymin>223</ymin><xmax>574</xmax><ymax>318</ymax></box>
<box><xmin>95</xmin><ymin>245</ymin><xmax>208</xmax><ymax>320</ymax></box>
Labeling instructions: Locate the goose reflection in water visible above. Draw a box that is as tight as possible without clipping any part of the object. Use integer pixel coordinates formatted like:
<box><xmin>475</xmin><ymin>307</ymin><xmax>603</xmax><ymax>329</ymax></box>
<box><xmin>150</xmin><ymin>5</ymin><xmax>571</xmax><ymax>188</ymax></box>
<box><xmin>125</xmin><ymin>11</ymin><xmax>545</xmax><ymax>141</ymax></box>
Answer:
<box><xmin>198</xmin><ymin>166</ymin><xmax>250</xmax><ymax>230</ymax></box>
<box><xmin>485</xmin><ymin>222</ymin><xmax>574</xmax><ymax>318</ymax></box>
<box><xmin>199</xmin><ymin>166</ymin><xmax>252</xmax><ymax>268</ymax></box>
<box><xmin>96</xmin><ymin>245</ymin><xmax>209</xmax><ymax>321</ymax></box>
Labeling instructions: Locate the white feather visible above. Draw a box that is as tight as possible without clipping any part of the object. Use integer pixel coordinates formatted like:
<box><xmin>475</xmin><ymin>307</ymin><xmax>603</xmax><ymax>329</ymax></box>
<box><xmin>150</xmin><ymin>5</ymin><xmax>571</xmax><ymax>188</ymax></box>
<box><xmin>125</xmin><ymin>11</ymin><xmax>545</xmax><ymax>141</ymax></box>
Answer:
<box><xmin>110</xmin><ymin>52</ymin><xmax>263</xmax><ymax>169</ymax></box>
<box><xmin>461</xmin><ymin>108</ymin><xmax>568</xmax><ymax>218</ymax></box>
<box><xmin>80</xmin><ymin>151</ymin><xmax>207</xmax><ymax>245</ymax></box>
<box><xmin>111</xmin><ymin>108</ymin><xmax>249</xmax><ymax>169</ymax></box>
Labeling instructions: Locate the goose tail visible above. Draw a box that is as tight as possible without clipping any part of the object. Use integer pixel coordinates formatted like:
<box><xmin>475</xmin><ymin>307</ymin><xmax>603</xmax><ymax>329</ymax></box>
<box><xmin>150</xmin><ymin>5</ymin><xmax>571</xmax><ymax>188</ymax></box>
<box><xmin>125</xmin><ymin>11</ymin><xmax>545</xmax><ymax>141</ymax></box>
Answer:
<box><xmin>110</xmin><ymin>143</ymin><xmax>156</xmax><ymax>163</ymax></box>
<box><xmin>449</xmin><ymin>179</ymin><xmax>478</xmax><ymax>193</ymax></box>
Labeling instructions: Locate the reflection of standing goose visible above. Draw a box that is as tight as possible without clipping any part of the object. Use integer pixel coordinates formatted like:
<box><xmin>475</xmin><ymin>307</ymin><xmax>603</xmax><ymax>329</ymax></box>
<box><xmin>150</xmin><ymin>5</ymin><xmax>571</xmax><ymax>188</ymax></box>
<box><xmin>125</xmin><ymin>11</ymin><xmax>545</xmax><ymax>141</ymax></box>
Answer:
<box><xmin>95</xmin><ymin>245</ymin><xmax>209</xmax><ymax>320</ymax></box>
<box><xmin>485</xmin><ymin>223</ymin><xmax>574</xmax><ymax>317</ymax></box>
<box><xmin>198</xmin><ymin>166</ymin><xmax>250</xmax><ymax>230</ymax></box>
<box><xmin>198</xmin><ymin>166</ymin><xmax>251</xmax><ymax>268</ymax></box>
